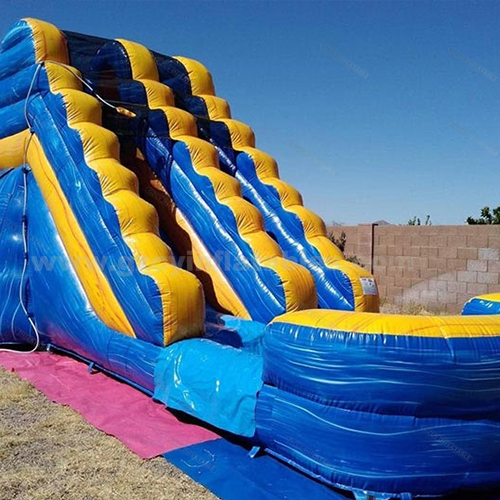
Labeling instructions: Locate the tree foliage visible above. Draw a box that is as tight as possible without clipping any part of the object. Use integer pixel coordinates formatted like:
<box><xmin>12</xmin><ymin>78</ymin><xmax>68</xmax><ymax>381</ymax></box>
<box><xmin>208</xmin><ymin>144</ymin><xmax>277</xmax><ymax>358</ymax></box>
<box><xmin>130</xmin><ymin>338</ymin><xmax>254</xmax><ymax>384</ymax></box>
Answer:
<box><xmin>466</xmin><ymin>206</ymin><xmax>500</xmax><ymax>225</ymax></box>
<box><xmin>329</xmin><ymin>230</ymin><xmax>347</xmax><ymax>252</ymax></box>
<box><xmin>328</xmin><ymin>231</ymin><xmax>365</xmax><ymax>267</ymax></box>
<box><xmin>408</xmin><ymin>215</ymin><xmax>432</xmax><ymax>226</ymax></box>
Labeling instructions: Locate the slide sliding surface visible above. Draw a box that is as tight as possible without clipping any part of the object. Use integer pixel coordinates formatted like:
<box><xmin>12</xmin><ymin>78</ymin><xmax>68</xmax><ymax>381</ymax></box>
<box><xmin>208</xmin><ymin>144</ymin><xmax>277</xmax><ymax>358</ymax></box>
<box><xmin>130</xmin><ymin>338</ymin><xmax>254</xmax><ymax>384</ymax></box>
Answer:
<box><xmin>0</xmin><ymin>165</ymin><xmax>161</xmax><ymax>391</ymax></box>
<box><xmin>63</xmin><ymin>34</ymin><xmax>318</xmax><ymax>324</ymax></box>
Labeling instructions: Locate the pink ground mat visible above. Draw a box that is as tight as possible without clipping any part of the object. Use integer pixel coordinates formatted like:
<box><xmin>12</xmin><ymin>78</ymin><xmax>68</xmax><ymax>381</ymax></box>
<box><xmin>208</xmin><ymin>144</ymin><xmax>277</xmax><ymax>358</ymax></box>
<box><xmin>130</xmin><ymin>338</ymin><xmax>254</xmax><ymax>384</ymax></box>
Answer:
<box><xmin>0</xmin><ymin>350</ymin><xmax>219</xmax><ymax>458</ymax></box>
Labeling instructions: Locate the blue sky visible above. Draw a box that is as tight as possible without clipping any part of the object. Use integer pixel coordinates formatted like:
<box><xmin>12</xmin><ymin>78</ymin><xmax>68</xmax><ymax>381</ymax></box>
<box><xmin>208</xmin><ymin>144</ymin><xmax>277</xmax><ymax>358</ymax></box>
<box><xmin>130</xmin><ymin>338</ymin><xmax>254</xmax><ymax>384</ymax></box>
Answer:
<box><xmin>3</xmin><ymin>0</ymin><xmax>499</xmax><ymax>225</ymax></box>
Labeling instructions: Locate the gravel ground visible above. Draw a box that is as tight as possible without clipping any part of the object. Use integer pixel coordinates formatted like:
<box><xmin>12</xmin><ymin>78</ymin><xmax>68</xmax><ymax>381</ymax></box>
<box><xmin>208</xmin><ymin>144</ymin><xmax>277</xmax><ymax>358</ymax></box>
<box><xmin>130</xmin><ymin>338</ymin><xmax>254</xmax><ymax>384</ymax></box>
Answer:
<box><xmin>0</xmin><ymin>367</ymin><xmax>218</xmax><ymax>500</ymax></box>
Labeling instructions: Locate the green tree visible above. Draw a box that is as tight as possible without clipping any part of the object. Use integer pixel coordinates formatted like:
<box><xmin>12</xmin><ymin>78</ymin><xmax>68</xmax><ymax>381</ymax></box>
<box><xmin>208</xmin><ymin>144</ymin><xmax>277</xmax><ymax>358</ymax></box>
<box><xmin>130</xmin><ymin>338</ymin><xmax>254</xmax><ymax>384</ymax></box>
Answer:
<box><xmin>408</xmin><ymin>215</ymin><xmax>432</xmax><ymax>226</ymax></box>
<box><xmin>466</xmin><ymin>206</ymin><xmax>500</xmax><ymax>225</ymax></box>
<box><xmin>328</xmin><ymin>231</ymin><xmax>364</xmax><ymax>267</ymax></box>
<box><xmin>329</xmin><ymin>230</ymin><xmax>347</xmax><ymax>252</ymax></box>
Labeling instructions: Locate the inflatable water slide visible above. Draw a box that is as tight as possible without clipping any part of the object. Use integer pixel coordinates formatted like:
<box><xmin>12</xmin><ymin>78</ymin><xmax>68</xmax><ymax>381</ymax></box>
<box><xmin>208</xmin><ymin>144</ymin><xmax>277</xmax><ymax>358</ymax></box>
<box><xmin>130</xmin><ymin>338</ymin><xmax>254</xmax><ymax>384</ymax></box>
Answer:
<box><xmin>1</xmin><ymin>18</ymin><xmax>500</xmax><ymax>500</ymax></box>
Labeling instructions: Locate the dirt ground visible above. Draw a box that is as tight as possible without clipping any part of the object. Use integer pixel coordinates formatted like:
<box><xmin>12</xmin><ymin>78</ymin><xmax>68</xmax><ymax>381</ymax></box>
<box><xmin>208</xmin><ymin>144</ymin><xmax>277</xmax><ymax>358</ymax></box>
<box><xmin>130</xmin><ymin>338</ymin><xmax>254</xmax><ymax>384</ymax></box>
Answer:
<box><xmin>380</xmin><ymin>301</ymin><xmax>447</xmax><ymax>315</ymax></box>
<box><xmin>0</xmin><ymin>367</ymin><xmax>218</xmax><ymax>500</ymax></box>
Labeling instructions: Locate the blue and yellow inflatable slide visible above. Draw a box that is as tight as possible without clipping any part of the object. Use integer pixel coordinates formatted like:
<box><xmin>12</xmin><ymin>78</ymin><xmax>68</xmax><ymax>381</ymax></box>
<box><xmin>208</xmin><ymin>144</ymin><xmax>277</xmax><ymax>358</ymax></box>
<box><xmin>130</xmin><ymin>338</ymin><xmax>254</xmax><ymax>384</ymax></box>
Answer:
<box><xmin>1</xmin><ymin>18</ymin><xmax>500</xmax><ymax>500</ymax></box>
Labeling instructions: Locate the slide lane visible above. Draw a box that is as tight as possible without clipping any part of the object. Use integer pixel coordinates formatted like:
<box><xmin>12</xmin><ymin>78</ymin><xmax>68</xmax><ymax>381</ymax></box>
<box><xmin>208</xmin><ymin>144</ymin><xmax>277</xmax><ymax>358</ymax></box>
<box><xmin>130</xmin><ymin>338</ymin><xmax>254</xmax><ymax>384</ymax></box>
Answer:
<box><xmin>0</xmin><ymin>19</ymin><xmax>205</xmax><ymax>346</ymax></box>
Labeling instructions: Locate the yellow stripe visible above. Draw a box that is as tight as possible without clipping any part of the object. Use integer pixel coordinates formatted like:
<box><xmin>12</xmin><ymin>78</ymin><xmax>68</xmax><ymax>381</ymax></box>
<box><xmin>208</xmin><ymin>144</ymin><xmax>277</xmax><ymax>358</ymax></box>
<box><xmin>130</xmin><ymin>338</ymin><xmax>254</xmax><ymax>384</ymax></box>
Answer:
<box><xmin>119</xmin><ymin>40</ymin><xmax>318</xmax><ymax>316</ymax></box>
<box><xmin>142</xmin><ymin>80</ymin><xmax>175</xmax><ymax>107</ymax></box>
<box><xmin>173</xmin><ymin>56</ymin><xmax>215</xmax><ymax>95</ymax></box>
<box><xmin>24</xmin><ymin>18</ymin><xmax>68</xmax><ymax>63</ymax></box>
<box><xmin>26</xmin><ymin>136</ymin><xmax>136</xmax><ymax>337</ymax></box>
<box><xmin>200</xmin><ymin>95</ymin><xmax>231</xmax><ymax>120</ymax></box>
<box><xmin>219</xmin><ymin>119</ymin><xmax>255</xmax><ymax>147</ymax></box>
<box><xmin>473</xmin><ymin>293</ymin><xmax>500</xmax><ymax>302</ymax></box>
<box><xmin>116</xmin><ymin>39</ymin><xmax>159</xmax><ymax>80</ymax></box>
<box><xmin>0</xmin><ymin>130</ymin><xmax>29</xmax><ymax>169</ymax></box>
<box><xmin>176</xmin><ymin>210</ymin><xmax>251</xmax><ymax>319</ymax></box>
<box><xmin>272</xmin><ymin>309</ymin><xmax>500</xmax><ymax>338</ymax></box>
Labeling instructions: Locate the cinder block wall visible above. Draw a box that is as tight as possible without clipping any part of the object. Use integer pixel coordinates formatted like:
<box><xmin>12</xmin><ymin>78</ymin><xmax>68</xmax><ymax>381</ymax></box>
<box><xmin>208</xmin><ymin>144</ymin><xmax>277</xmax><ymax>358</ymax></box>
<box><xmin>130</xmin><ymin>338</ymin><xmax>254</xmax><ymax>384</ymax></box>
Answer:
<box><xmin>327</xmin><ymin>225</ymin><xmax>500</xmax><ymax>313</ymax></box>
